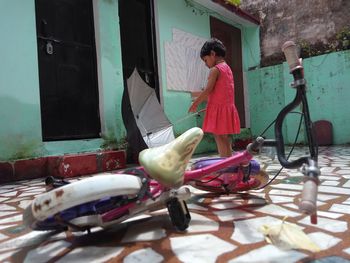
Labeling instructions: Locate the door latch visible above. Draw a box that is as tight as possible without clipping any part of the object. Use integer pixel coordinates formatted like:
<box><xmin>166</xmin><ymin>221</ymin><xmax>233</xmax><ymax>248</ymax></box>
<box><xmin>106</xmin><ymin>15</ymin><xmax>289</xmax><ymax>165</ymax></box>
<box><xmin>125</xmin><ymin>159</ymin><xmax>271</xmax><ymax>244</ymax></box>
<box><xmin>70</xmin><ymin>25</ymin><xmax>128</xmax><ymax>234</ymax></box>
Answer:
<box><xmin>46</xmin><ymin>41</ymin><xmax>53</xmax><ymax>55</ymax></box>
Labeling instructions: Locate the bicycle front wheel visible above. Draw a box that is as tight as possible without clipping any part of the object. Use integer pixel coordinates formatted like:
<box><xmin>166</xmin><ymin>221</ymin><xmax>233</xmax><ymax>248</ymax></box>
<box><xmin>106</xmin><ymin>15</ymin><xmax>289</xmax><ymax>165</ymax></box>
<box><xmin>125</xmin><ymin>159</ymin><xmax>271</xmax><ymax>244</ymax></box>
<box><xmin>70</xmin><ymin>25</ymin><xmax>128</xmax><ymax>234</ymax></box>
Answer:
<box><xmin>23</xmin><ymin>173</ymin><xmax>142</xmax><ymax>230</ymax></box>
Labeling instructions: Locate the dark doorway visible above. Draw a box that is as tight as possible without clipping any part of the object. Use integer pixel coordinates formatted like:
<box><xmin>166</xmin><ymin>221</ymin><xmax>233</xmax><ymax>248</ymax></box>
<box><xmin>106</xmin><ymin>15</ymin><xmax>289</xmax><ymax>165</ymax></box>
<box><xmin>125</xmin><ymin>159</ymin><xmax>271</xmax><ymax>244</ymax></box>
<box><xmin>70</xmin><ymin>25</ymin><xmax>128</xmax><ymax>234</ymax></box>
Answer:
<box><xmin>210</xmin><ymin>17</ymin><xmax>246</xmax><ymax>127</ymax></box>
<box><xmin>118</xmin><ymin>0</ymin><xmax>160</xmax><ymax>162</ymax></box>
<box><xmin>35</xmin><ymin>0</ymin><xmax>101</xmax><ymax>141</ymax></box>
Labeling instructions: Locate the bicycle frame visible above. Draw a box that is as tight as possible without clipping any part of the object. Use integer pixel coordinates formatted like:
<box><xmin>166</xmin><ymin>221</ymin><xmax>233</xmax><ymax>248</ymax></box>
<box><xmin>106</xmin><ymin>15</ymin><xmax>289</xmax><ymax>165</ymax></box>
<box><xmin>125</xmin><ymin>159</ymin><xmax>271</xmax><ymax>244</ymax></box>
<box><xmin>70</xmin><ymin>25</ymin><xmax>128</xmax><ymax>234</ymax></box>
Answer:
<box><xmin>52</xmin><ymin>150</ymin><xmax>262</xmax><ymax>231</ymax></box>
<box><xmin>184</xmin><ymin>150</ymin><xmax>253</xmax><ymax>182</ymax></box>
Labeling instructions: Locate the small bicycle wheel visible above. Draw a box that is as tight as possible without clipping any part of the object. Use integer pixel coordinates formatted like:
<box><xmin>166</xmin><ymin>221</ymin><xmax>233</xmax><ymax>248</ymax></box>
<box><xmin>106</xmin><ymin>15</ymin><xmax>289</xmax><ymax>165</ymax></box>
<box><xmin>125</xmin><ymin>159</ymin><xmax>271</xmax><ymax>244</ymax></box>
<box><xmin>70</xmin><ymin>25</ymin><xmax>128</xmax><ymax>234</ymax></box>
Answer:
<box><xmin>229</xmin><ymin>170</ymin><xmax>269</xmax><ymax>192</ymax></box>
<box><xmin>23</xmin><ymin>174</ymin><xmax>142</xmax><ymax>231</ymax></box>
<box><xmin>193</xmin><ymin>174</ymin><xmax>231</xmax><ymax>193</ymax></box>
<box><xmin>193</xmin><ymin>170</ymin><xmax>269</xmax><ymax>193</ymax></box>
<box><xmin>166</xmin><ymin>198</ymin><xmax>191</xmax><ymax>231</ymax></box>
<box><xmin>250</xmin><ymin>170</ymin><xmax>269</xmax><ymax>189</ymax></box>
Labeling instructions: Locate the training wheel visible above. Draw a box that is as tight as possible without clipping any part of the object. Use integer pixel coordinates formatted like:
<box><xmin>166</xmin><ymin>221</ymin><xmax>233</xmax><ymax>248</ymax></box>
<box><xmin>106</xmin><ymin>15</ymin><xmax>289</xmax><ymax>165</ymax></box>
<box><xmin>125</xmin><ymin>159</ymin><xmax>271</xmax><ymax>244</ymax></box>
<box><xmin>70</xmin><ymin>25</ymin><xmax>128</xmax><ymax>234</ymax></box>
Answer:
<box><xmin>166</xmin><ymin>198</ymin><xmax>191</xmax><ymax>231</ymax></box>
<box><xmin>251</xmin><ymin>170</ymin><xmax>269</xmax><ymax>189</ymax></box>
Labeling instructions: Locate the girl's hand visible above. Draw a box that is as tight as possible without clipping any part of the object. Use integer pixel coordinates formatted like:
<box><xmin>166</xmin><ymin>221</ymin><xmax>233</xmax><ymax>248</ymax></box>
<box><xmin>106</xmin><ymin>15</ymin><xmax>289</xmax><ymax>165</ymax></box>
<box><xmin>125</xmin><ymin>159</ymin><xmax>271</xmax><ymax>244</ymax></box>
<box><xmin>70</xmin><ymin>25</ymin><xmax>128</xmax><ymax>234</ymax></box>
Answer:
<box><xmin>188</xmin><ymin>67</ymin><xmax>218</xmax><ymax>113</ymax></box>
<box><xmin>188</xmin><ymin>102</ymin><xmax>198</xmax><ymax>113</ymax></box>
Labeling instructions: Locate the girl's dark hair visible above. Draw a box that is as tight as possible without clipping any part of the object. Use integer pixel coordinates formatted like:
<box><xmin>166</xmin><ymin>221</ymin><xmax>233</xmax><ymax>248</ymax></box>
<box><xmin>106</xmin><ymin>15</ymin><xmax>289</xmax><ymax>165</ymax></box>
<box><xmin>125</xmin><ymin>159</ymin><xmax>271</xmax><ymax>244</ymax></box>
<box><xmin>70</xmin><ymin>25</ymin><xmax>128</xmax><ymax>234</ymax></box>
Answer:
<box><xmin>200</xmin><ymin>38</ymin><xmax>226</xmax><ymax>58</ymax></box>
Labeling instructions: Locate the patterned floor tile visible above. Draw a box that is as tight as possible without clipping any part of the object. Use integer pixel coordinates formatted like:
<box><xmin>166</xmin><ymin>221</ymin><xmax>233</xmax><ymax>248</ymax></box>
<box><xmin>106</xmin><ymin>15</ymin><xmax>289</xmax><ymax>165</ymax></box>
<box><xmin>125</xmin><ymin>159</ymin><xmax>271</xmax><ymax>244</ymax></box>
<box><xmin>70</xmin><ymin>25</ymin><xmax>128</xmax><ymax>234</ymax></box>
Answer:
<box><xmin>124</xmin><ymin>248</ymin><xmax>164</xmax><ymax>263</ymax></box>
<box><xmin>1</xmin><ymin>146</ymin><xmax>350</xmax><ymax>262</ymax></box>
<box><xmin>170</xmin><ymin>234</ymin><xmax>236</xmax><ymax>263</ymax></box>
<box><xmin>308</xmin><ymin>232</ymin><xmax>341</xmax><ymax>250</ymax></box>
<box><xmin>298</xmin><ymin>216</ymin><xmax>348</xmax><ymax>232</ymax></box>
<box><xmin>55</xmin><ymin>246</ymin><xmax>124</xmax><ymax>263</ymax></box>
<box><xmin>228</xmin><ymin>244</ymin><xmax>307</xmax><ymax>262</ymax></box>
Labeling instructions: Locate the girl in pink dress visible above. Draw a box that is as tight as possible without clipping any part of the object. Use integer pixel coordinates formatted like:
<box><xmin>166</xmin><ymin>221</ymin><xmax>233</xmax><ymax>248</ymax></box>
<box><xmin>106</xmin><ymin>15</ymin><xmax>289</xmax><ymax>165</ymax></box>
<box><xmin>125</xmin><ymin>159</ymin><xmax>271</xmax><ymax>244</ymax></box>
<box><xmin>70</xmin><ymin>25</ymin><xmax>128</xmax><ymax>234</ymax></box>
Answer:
<box><xmin>189</xmin><ymin>38</ymin><xmax>241</xmax><ymax>157</ymax></box>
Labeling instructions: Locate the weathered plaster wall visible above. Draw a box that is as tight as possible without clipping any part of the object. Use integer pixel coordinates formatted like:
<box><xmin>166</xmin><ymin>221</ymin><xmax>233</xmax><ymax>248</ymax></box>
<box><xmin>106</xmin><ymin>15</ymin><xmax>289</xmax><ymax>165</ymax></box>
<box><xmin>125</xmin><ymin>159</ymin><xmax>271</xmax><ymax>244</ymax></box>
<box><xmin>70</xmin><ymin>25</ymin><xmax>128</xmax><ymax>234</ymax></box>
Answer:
<box><xmin>248</xmin><ymin>50</ymin><xmax>350</xmax><ymax>145</ymax></box>
<box><xmin>240</xmin><ymin>0</ymin><xmax>350</xmax><ymax>64</ymax></box>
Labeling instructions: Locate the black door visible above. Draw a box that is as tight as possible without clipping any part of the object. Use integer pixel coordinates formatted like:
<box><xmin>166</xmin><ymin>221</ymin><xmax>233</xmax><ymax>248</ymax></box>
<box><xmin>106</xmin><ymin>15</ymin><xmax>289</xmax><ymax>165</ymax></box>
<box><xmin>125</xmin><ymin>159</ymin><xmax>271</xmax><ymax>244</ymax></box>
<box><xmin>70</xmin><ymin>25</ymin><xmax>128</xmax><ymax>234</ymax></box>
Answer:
<box><xmin>119</xmin><ymin>0</ymin><xmax>160</xmax><ymax>162</ymax></box>
<box><xmin>35</xmin><ymin>0</ymin><xmax>100</xmax><ymax>141</ymax></box>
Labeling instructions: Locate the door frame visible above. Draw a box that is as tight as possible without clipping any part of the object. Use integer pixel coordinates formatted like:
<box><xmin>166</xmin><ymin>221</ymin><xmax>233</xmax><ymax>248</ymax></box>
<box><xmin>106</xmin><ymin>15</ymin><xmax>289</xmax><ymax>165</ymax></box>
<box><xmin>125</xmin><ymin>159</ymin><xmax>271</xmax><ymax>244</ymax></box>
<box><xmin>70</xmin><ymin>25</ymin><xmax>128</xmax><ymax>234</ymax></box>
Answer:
<box><xmin>152</xmin><ymin>0</ymin><xmax>164</xmax><ymax>106</ymax></box>
<box><xmin>92</xmin><ymin>0</ymin><xmax>105</xmax><ymax>135</ymax></box>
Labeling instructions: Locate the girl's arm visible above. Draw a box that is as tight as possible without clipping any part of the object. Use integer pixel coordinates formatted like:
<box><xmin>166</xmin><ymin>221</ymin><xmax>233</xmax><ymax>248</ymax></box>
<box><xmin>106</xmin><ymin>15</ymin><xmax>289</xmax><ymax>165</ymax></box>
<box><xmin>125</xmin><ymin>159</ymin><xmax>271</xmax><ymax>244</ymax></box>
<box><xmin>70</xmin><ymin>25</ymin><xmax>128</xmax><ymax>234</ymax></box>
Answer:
<box><xmin>188</xmin><ymin>67</ymin><xmax>219</xmax><ymax>113</ymax></box>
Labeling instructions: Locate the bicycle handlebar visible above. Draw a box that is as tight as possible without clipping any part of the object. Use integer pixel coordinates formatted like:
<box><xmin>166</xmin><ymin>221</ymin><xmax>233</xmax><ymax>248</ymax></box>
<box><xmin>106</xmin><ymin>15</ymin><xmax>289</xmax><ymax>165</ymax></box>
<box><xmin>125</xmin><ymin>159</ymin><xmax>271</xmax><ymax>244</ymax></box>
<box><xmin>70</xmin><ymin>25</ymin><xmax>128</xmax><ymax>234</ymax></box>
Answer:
<box><xmin>282</xmin><ymin>41</ymin><xmax>303</xmax><ymax>73</ymax></box>
<box><xmin>299</xmin><ymin>159</ymin><xmax>319</xmax><ymax>215</ymax></box>
<box><xmin>275</xmin><ymin>41</ymin><xmax>320</xmax><ymax>216</ymax></box>
<box><xmin>274</xmin><ymin>41</ymin><xmax>317</xmax><ymax>169</ymax></box>
<box><xmin>247</xmin><ymin>137</ymin><xmax>264</xmax><ymax>154</ymax></box>
<box><xmin>300</xmin><ymin>178</ymin><xmax>318</xmax><ymax>214</ymax></box>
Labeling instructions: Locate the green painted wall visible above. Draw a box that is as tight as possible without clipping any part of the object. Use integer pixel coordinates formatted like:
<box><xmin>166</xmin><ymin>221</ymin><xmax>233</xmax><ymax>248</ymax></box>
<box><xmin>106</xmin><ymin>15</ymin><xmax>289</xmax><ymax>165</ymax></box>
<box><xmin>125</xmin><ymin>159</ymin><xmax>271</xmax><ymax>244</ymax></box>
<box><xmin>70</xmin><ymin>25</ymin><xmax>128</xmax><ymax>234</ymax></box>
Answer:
<box><xmin>0</xmin><ymin>1</ymin><xmax>43</xmax><ymax>160</ymax></box>
<box><xmin>156</xmin><ymin>0</ymin><xmax>260</xmax><ymax>153</ymax></box>
<box><xmin>0</xmin><ymin>0</ymin><xmax>260</xmax><ymax>161</ymax></box>
<box><xmin>156</xmin><ymin>0</ymin><xmax>208</xmax><ymax>137</ymax></box>
<box><xmin>247</xmin><ymin>50</ymin><xmax>350</xmax><ymax>145</ymax></box>
<box><xmin>95</xmin><ymin>0</ymin><xmax>126</xmax><ymax>149</ymax></box>
<box><xmin>0</xmin><ymin>0</ymin><xmax>125</xmax><ymax>161</ymax></box>
<box><xmin>247</xmin><ymin>64</ymin><xmax>286</xmax><ymax>140</ymax></box>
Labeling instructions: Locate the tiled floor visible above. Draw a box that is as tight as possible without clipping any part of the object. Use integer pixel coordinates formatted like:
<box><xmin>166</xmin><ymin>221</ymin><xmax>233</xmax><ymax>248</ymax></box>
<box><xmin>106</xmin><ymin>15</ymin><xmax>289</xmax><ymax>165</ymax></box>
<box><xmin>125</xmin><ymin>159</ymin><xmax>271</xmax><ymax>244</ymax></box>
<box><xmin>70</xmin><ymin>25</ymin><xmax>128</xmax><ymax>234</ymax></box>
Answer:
<box><xmin>1</xmin><ymin>146</ymin><xmax>350</xmax><ymax>262</ymax></box>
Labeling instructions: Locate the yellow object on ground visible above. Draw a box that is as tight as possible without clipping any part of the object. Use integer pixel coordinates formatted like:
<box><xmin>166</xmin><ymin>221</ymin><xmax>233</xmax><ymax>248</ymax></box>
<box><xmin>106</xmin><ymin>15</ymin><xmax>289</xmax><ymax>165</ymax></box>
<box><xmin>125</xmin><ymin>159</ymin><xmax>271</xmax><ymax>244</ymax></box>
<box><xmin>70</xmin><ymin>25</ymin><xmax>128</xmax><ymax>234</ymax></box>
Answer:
<box><xmin>259</xmin><ymin>217</ymin><xmax>321</xmax><ymax>252</ymax></box>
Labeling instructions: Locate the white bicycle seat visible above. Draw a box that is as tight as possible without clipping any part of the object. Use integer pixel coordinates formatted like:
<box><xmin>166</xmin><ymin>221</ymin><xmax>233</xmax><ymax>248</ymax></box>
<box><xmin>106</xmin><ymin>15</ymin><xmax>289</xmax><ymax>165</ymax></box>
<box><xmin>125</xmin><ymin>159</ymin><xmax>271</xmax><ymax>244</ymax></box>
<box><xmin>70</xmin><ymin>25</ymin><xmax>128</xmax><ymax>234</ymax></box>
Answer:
<box><xmin>139</xmin><ymin>127</ymin><xmax>204</xmax><ymax>188</ymax></box>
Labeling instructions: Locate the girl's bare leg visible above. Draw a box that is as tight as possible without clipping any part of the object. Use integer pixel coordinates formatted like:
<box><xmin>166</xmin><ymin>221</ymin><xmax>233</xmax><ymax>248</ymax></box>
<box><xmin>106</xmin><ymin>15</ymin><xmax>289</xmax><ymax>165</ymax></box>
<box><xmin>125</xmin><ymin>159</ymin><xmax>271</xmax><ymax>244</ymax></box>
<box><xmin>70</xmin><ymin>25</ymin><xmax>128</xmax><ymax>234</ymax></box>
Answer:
<box><xmin>226</xmin><ymin>135</ymin><xmax>233</xmax><ymax>155</ymax></box>
<box><xmin>214</xmin><ymin>135</ymin><xmax>224</xmax><ymax>157</ymax></box>
<box><xmin>214</xmin><ymin>134</ymin><xmax>232</xmax><ymax>157</ymax></box>
<box><xmin>223</xmin><ymin>135</ymin><xmax>233</xmax><ymax>156</ymax></box>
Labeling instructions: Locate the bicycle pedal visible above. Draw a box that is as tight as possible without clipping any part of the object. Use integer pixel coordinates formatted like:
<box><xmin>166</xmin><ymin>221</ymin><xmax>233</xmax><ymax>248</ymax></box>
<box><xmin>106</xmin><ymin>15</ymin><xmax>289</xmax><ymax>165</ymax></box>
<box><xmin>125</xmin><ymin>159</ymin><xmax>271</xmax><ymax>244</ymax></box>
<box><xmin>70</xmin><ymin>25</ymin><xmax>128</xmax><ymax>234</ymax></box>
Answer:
<box><xmin>222</xmin><ymin>184</ymin><xmax>231</xmax><ymax>194</ymax></box>
<box><xmin>45</xmin><ymin>176</ymin><xmax>70</xmax><ymax>188</ymax></box>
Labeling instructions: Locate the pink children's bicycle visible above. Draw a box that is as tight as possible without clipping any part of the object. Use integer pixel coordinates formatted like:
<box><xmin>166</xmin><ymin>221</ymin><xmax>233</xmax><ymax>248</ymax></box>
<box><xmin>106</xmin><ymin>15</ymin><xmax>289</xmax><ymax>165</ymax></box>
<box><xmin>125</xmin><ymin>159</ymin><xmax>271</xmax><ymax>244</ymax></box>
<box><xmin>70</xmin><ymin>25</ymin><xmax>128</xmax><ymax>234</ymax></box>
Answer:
<box><xmin>23</xmin><ymin>41</ymin><xmax>320</xmax><ymax>233</ymax></box>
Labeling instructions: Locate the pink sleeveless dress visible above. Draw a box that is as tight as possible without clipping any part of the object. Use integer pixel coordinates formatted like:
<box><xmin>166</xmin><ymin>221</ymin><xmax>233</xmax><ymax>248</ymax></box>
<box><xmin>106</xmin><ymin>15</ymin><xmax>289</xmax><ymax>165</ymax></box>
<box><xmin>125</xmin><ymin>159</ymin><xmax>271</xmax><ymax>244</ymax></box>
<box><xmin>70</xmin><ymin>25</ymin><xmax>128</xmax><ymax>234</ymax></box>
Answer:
<box><xmin>202</xmin><ymin>62</ymin><xmax>241</xmax><ymax>135</ymax></box>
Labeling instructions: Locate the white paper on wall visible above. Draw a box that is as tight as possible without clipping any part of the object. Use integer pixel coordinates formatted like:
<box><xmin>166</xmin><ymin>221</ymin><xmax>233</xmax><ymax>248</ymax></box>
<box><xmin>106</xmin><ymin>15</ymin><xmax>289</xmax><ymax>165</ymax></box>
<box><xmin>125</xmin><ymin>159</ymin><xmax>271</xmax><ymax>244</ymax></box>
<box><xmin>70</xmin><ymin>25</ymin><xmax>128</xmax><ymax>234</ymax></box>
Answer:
<box><xmin>186</xmin><ymin>47</ymin><xmax>208</xmax><ymax>90</ymax></box>
<box><xmin>172</xmin><ymin>28</ymin><xmax>207</xmax><ymax>49</ymax></box>
<box><xmin>165</xmin><ymin>42</ymin><xmax>188</xmax><ymax>91</ymax></box>
<box><xmin>165</xmin><ymin>28</ymin><xmax>209</xmax><ymax>92</ymax></box>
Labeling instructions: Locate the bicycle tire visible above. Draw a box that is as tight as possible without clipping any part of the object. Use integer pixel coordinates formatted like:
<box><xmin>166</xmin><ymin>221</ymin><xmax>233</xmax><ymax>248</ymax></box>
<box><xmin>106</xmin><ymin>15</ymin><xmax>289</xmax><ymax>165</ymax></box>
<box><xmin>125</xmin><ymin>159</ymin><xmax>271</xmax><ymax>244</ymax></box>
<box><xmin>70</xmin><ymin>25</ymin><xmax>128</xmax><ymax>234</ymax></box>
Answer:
<box><xmin>193</xmin><ymin>170</ymin><xmax>269</xmax><ymax>193</ymax></box>
<box><xmin>166</xmin><ymin>198</ymin><xmax>191</xmax><ymax>231</ymax></box>
<box><xmin>23</xmin><ymin>173</ymin><xmax>142</xmax><ymax>230</ymax></box>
